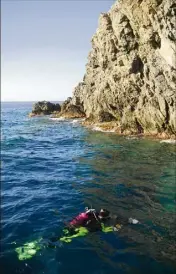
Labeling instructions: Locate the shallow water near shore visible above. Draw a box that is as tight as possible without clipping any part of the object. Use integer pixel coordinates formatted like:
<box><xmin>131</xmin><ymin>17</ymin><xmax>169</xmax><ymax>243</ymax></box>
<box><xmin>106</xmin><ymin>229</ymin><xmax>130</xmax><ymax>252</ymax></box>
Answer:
<box><xmin>1</xmin><ymin>102</ymin><xmax>176</xmax><ymax>274</ymax></box>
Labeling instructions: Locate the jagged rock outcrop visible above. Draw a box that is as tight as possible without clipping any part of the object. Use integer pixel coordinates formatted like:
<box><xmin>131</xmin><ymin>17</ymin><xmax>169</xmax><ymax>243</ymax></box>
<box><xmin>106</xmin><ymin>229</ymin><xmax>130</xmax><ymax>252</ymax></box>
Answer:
<box><xmin>60</xmin><ymin>99</ymin><xmax>85</xmax><ymax>119</ymax></box>
<box><xmin>67</xmin><ymin>0</ymin><xmax>176</xmax><ymax>137</ymax></box>
<box><xmin>29</xmin><ymin>101</ymin><xmax>61</xmax><ymax>116</ymax></box>
<box><xmin>51</xmin><ymin>97</ymin><xmax>85</xmax><ymax>119</ymax></box>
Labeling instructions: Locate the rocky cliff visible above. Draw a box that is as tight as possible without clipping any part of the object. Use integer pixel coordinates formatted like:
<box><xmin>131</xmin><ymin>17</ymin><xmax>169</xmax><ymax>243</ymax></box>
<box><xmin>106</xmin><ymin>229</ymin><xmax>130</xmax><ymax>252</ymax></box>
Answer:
<box><xmin>63</xmin><ymin>0</ymin><xmax>176</xmax><ymax>137</ymax></box>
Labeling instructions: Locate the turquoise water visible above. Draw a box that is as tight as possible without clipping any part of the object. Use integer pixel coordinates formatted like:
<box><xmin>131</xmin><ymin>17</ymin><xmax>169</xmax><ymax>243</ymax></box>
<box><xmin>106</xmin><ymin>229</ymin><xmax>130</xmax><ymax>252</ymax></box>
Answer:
<box><xmin>1</xmin><ymin>102</ymin><xmax>176</xmax><ymax>274</ymax></box>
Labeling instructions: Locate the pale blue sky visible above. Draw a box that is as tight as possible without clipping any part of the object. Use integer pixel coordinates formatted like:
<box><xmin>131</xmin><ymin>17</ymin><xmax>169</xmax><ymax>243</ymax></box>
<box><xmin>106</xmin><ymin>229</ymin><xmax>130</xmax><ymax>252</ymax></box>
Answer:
<box><xmin>1</xmin><ymin>0</ymin><xmax>114</xmax><ymax>101</ymax></box>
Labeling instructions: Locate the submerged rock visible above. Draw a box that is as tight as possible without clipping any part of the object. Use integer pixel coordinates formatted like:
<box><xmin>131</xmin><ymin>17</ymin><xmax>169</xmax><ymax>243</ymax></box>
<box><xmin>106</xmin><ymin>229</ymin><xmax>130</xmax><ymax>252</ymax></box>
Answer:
<box><xmin>29</xmin><ymin>101</ymin><xmax>61</xmax><ymax>116</ymax></box>
<box><xmin>62</xmin><ymin>0</ymin><xmax>176</xmax><ymax>137</ymax></box>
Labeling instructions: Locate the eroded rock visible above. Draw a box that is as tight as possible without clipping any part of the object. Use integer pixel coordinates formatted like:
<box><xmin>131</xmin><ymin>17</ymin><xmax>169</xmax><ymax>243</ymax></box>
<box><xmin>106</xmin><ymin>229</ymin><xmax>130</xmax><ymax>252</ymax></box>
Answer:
<box><xmin>65</xmin><ymin>0</ymin><xmax>176</xmax><ymax>137</ymax></box>
<box><xmin>52</xmin><ymin>97</ymin><xmax>85</xmax><ymax>119</ymax></box>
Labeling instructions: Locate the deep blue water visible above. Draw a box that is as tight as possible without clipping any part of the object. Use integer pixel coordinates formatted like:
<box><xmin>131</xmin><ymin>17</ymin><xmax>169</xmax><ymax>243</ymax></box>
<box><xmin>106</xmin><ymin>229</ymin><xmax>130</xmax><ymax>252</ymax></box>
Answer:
<box><xmin>1</xmin><ymin>102</ymin><xmax>176</xmax><ymax>274</ymax></box>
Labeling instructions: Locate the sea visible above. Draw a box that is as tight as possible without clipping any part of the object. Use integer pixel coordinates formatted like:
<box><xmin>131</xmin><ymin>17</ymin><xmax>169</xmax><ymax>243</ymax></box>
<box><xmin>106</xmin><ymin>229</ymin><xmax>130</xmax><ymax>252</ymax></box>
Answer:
<box><xmin>1</xmin><ymin>102</ymin><xmax>176</xmax><ymax>274</ymax></box>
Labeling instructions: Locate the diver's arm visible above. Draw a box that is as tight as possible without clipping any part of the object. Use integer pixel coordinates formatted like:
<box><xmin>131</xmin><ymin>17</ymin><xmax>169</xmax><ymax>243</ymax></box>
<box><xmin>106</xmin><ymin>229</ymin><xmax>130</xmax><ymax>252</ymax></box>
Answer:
<box><xmin>85</xmin><ymin>219</ymin><xmax>102</xmax><ymax>231</ymax></box>
<box><xmin>110</xmin><ymin>214</ymin><xmax>139</xmax><ymax>226</ymax></box>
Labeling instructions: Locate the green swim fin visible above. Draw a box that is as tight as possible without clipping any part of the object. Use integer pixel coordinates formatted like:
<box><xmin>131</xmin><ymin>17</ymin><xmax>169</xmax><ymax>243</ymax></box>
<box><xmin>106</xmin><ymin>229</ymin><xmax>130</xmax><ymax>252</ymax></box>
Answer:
<box><xmin>15</xmin><ymin>239</ymin><xmax>42</xmax><ymax>261</ymax></box>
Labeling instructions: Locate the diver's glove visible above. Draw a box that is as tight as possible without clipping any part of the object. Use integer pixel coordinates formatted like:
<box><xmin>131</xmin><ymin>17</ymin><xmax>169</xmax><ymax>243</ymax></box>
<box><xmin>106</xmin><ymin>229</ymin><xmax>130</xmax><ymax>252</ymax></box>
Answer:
<box><xmin>113</xmin><ymin>224</ymin><xmax>123</xmax><ymax>231</ymax></box>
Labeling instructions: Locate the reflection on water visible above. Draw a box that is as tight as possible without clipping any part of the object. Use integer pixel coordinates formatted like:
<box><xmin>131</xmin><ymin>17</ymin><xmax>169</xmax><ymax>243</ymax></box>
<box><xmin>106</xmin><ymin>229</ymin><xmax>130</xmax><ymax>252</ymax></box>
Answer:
<box><xmin>74</xmin><ymin>131</ymin><xmax>176</xmax><ymax>267</ymax></box>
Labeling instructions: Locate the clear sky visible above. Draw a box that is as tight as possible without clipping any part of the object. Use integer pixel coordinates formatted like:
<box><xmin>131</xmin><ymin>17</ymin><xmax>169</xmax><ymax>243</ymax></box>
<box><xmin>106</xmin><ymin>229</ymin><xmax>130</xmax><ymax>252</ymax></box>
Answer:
<box><xmin>1</xmin><ymin>0</ymin><xmax>115</xmax><ymax>102</ymax></box>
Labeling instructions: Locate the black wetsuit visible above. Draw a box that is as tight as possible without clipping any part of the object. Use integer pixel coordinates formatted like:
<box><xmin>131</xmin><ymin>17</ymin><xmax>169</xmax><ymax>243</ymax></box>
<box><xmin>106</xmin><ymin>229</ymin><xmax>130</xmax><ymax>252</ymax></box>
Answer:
<box><xmin>47</xmin><ymin>212</ymin><xmax>129</xmax><ymax>247</ymax></box>
<box><xmin>84</xmin><ymin>213</ymin><xmax>129</xmax><ymax>232</ymax></box>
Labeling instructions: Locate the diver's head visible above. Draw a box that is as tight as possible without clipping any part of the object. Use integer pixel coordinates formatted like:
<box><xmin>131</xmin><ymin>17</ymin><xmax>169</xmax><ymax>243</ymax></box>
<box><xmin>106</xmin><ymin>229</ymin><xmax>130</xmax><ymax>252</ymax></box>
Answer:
<box><xmin>98</xmin><ymin>209</ymin><xmax>110</xmax><ymax>220</ymax></box>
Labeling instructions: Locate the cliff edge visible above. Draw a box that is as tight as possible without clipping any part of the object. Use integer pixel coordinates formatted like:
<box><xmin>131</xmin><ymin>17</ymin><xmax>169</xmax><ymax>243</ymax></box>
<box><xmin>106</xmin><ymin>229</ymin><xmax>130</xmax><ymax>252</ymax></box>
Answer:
<box><xmin>64</xmin><ymin>0</ymin><xmax>176</xmax><ymax>137</ymax></box>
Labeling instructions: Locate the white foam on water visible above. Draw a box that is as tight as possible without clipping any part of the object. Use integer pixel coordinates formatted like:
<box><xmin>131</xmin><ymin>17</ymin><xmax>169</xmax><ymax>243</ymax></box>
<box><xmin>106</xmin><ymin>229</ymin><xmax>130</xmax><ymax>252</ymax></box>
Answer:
<box><xmin>71</xmin><ymin>118</ymin><xmax>86</xmax><ymax>124</ymax></box>
<box><xmin>92</xmin><ymin>126</ymin><xmax>115</xmax><ymax>133</ymax></box>
<box><xmin>92</xmin><ymin>126</ymin><xmax>106</xmax><ymax>132</ymax></box>
<box><xmin>71</xmin><ymin>119</ymin><xmax>79</xmax><ymax>124</ymax></box>
<box><xmin>160</xmin><ymin>139</ymin><xmax>176</xmax><ymax>144</ymax></box>
<box><xmin>49</xmin><ymin>117</ymin><xmax>66</xmax><ymax>121</ymax></box>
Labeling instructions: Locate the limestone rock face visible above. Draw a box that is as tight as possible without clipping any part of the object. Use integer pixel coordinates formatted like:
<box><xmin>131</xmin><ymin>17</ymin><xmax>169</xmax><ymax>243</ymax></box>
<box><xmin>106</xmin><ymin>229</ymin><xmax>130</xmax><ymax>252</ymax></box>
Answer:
<box><xmin>69</xmin><ymin>0</ymin><xmax>176</xmax><ymax>136</ymax></box>
<box><xmin>30</xmin><ymin>101</ymin><xmax>61</xmax><ymax>116</ymax></box>
<box><xmin>59</xmin><ymin>97</ymin><xmax>85</xmax><ymax>119</ymax></box>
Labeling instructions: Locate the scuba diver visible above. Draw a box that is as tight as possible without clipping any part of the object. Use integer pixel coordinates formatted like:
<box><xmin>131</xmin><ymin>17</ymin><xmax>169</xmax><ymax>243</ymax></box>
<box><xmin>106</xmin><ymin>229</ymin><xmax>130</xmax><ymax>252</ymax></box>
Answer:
<box><xmin>15</xmin><ymin>207</ymin><xmax>139</xmax><ymax>261</ymax></box>
<box><xmin>64</xmin><ymin>207</ymin><xmax>139</xmax><ymax>234</ymax></box>
<box><xmin>43</xmin><ymin>207</ymin><xmax>139</xmax><ymax>247</ymax></box>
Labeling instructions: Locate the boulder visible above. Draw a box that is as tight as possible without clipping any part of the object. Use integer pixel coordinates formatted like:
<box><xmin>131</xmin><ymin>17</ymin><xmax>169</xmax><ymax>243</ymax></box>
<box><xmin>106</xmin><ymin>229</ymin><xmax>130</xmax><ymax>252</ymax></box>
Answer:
<box><xmin>30</xmin><ymin>101</ymin><xmax>61</xmax><ymax>116</ymax></box>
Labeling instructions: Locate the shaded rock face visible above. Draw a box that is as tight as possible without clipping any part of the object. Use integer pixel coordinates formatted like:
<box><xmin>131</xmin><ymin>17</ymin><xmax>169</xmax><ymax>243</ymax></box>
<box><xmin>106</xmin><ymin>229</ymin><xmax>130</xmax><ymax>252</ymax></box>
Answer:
<box><xmin>60</xmin><ymin>97</ymin><xmax>85</xmax><ymax>118</ymax></box>
<box><xmin>31</xmin><ymin>101</ymin><xmax>61</xmax><ymax>115</ymax></box>
<box><xmin>69</xmin><ymin>0</ymin><xmax>176</xmax><ymax>136</ymax></box>
<box><xmin>97</xmin><ymin>111</ymin><xmax>116</xmax><ymax>122</ymax></box>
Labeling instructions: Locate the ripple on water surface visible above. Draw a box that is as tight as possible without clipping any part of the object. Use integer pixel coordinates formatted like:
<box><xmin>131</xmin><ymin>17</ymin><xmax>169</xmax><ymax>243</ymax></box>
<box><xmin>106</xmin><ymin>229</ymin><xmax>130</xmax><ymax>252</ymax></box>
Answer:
<box><xmin>1</xmin><ymin>103</ymin><xmax>176</xmax><ymax>274</ymax></box>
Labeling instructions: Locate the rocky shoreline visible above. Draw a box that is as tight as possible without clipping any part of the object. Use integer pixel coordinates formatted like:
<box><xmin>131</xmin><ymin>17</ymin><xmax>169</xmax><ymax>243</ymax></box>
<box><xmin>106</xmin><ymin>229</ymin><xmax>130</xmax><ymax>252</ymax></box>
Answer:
<box><xmin>29</xmin><ymin>101</ymin><xmax>175</xmax><ymax>140</ymax></box>
<box><xmin>30</xmin><ymin>0</ymin><xmax>176</xmax><ymax>140</ymax></box>
<box><xmin>81</xmin><ymin>120</ymin><xmax>176</xmax><ymax>140</ymax></box>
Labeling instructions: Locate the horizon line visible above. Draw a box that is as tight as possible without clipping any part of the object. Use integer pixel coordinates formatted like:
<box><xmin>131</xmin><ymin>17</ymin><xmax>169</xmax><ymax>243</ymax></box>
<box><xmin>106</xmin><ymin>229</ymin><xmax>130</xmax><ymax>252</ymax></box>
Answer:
<box><xmin>1</xmin><ymin>100</ymin><xmax>65</xmax><ymax>102</ymax></box>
